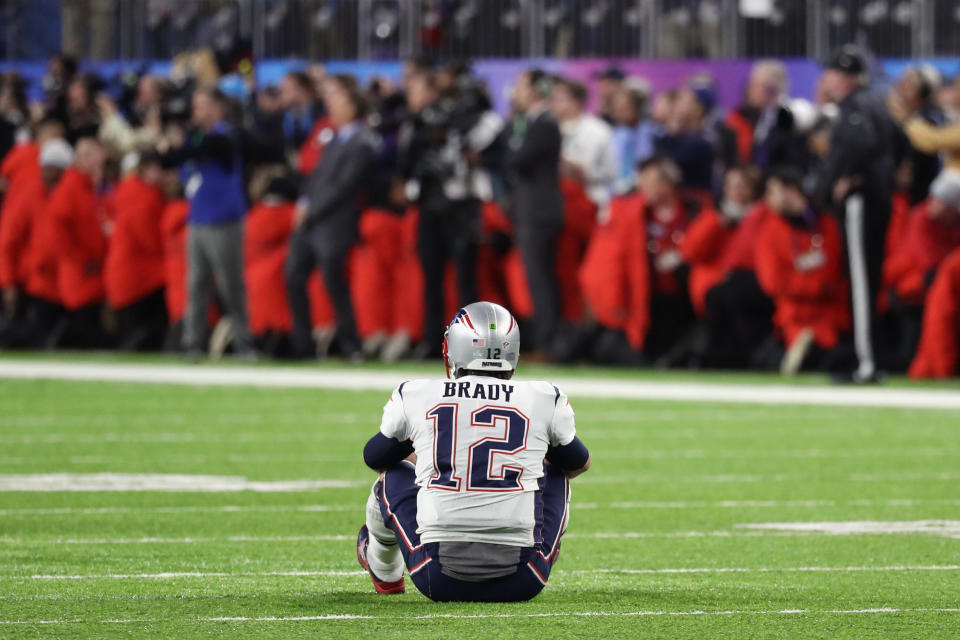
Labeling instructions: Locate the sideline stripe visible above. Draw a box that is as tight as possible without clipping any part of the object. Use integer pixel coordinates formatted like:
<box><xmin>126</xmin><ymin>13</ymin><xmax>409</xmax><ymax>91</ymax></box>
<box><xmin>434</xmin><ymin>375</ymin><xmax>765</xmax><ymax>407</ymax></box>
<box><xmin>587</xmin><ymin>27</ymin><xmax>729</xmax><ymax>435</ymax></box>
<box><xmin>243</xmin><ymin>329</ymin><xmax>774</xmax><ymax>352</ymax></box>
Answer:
<box><xmin>0</xmin><ymin>531</ymin><xmax>816</xmax><ymax>546</ymax></box>
<box><xmin>3</xmin><ymin>535</ymin><xmax>352</xmax><ymax>545</ymax></box>
<box><xmin>6</xmin><ymin>525</ymin><xmax>954</xmax><ymax>545</ymax></box>
<box><xmin>0</xmin><ymin>505</ymin><xmax>358</xmax><ymax>516</ymax></box>
<box><xmin>1</xmin><ymin>360</ymin><xmax>959</xmax><ymax>409</ymax></box>
<box><xmin>2</xmin><ymin>494</ymin><xmax>957</xmax><ymax>517</ymax></box>
<box><xmin>20</xmin><ymin>565</ymin><xmax>960</xmax><ymax>581</ymax></box>
<box><xmin>1</xmin><ymin>608</ymin><xmax>959</xmax><ymax>624</ymax></box>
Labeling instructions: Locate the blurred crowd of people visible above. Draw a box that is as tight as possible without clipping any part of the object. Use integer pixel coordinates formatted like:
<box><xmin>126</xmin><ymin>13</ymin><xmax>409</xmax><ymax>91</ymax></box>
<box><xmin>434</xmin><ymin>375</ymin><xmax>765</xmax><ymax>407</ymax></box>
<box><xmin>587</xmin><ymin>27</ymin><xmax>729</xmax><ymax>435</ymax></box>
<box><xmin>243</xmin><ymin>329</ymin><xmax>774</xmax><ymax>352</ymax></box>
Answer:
<box><xmin>2</xmin><ymin>46</ymin><xmax>960</xmax><ymax>380</ymax></box>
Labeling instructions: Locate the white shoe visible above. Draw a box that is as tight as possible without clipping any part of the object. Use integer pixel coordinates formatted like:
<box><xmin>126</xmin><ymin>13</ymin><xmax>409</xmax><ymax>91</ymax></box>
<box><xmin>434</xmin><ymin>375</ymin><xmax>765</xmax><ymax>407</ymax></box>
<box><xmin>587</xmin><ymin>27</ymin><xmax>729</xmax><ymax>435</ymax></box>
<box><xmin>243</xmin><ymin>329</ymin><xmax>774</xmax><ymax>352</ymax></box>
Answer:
<box><xmin>209</xmin><ymin>317</ymin><xmax>234</xmax><ymax>360</ymax></box>
<box><xmin>312</xmin><ymin>325</ymin><xmax>336</xmax><ymax>359</ymax></box>
<box><xmin>780</xmin><ymin>327</ymin><xmax>815</xmax><ymax>376</ymax></box>
<box><xmin>381</xmin><ymin>331</ymin><xmax>411</xmax><ymax>363</ymax></box>
<box><xmin>363</xmin><ymin>330</ymin><xmax>388</xmax><ymax>359</ymax></box>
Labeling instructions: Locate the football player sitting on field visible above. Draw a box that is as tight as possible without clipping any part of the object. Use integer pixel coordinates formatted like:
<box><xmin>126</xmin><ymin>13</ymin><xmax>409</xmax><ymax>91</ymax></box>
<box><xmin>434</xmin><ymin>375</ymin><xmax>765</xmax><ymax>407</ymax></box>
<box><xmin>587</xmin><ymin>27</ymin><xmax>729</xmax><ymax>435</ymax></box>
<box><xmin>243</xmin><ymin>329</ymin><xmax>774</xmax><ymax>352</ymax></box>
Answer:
<box><xmin>357</xmin><ymin>301</ymin><xmax>591</xmax><ymax>602</ymax></box>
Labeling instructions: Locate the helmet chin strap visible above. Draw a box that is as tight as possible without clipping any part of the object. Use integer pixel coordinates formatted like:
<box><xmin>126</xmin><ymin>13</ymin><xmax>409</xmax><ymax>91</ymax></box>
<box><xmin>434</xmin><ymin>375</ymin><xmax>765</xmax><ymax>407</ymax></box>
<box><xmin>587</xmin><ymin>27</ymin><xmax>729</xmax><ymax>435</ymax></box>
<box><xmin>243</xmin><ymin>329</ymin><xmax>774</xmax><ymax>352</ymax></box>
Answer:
<box><xmin>442</xmin><ymin>334</ymin><xmax>452</xmax><ymax>379</ymax></box>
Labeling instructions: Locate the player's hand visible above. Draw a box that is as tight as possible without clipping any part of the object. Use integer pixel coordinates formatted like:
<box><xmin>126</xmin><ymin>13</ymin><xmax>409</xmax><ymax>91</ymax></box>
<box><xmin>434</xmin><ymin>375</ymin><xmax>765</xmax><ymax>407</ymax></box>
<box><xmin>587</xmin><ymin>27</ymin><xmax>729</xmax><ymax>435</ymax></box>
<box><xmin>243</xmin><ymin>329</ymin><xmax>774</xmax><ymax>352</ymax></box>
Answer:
<box><xmin>887</xmin><ymin>91</ymin><xmax>910</xmax><ymax>124</ymax></box>
<box><xmin>144</xmin><ymin>105</ymin><xmax>163</xmax><ymax>134</ymax></box>
<box><xmin>833</xmin><ymin>177</ymin><xmax>853</xmax><ymax>202</ymax></box>
<box><xmin>404</xmin><ymin>452</ymin><xmax>418</xmax><ymax>465</ymax></box>
<box><xmin>96</xmin><ymin>93</ymin><xmax>118</xmax><ymax>119</ymax></box>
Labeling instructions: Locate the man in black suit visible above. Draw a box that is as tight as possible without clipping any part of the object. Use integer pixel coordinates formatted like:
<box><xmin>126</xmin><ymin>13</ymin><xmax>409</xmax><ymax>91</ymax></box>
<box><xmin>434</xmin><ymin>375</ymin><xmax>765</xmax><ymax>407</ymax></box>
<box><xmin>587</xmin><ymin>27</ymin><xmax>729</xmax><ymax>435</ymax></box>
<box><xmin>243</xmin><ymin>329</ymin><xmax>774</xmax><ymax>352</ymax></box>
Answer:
<box><xmin>286</xmin><ymin>75</ymin><xmax>379</xmax><ymax>361</ymax></box>
<box><xmin>506</xmin><ymin>69</ymin><xmax>564</xmax><ymax>354</ymax></box>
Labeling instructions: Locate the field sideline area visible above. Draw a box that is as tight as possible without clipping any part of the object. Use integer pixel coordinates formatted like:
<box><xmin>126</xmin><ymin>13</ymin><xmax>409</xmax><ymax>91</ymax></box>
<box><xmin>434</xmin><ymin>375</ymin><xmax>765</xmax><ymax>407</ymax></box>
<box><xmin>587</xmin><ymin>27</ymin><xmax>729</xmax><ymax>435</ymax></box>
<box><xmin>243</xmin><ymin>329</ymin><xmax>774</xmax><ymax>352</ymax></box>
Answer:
<box><xmin>0</xmin><ymin>356</ymin><xmax>958</xmax><ymax>638</ymax></box>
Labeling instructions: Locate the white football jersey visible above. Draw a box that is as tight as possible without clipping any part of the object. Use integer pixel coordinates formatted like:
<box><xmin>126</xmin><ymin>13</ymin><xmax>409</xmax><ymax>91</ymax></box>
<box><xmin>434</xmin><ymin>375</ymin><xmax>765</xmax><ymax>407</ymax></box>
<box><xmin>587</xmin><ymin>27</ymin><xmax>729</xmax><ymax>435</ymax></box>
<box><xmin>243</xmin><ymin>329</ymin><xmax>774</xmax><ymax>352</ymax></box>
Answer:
<box><xmin>378</xmin><ymin>375</ymin><xmax>577</xmax><ymax>547</ymax></box>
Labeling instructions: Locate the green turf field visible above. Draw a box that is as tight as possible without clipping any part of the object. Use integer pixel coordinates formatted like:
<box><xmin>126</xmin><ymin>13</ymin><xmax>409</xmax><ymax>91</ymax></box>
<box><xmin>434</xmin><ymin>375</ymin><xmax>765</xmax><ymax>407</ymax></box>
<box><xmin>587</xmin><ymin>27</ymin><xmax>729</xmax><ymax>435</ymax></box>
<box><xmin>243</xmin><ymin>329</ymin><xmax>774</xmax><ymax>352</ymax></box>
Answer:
<box><xmin>1</xmin><ymin>363</ymin><xmax>959</xmax><ymax>638</ymax></box>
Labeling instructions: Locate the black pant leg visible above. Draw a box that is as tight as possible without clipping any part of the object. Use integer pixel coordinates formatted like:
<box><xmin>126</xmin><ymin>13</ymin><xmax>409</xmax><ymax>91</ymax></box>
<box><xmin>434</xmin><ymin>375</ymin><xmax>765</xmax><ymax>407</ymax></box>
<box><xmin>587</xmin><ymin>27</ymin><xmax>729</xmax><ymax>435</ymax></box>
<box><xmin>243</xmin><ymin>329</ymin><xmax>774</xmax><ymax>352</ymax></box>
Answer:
<box><xmin>843</xmin><ymin>191</ymin><xmax>890</xmax><ymax>377</ymax></box>
<box><xmin>516</xmin><ymin>226</ymin><xmax>561</xmax><ymax>351</ymax></box>
<box><xmin>26</xmin><ymin>297</ymin><xmax>64</xmax><ymax>348</ymax></box>
<box><xmin>319</xmin><ymin>251</ymin><xmax>360</xmax><ymax>357</ymax></box>
<box><xmin>418</xmin><ymin>208</ymin><xmax>449</xmax><ymax>354</ymax></box>
<box><xmin>284</xmin><ymin>231</ymin><xmax>317</xmax><ymax>356</ymax></box>
<box><xmin>644</xmin><ymin>293</ymin><xmax>694</xmax><ymax>361</ymax></box>
<box><xmin>449</xmin><ymin>199</ymin><xmax>480</xmax><ymax>308</ymax></box>
<box><xmin>60</xmin><ymin>303</ymin><xmax>103</xmax><ymax>349</ymax></box>
<box><xmin>117</xmin><ymin>289</ymin><xmax>169</xmax><ymax>351</ymax></box>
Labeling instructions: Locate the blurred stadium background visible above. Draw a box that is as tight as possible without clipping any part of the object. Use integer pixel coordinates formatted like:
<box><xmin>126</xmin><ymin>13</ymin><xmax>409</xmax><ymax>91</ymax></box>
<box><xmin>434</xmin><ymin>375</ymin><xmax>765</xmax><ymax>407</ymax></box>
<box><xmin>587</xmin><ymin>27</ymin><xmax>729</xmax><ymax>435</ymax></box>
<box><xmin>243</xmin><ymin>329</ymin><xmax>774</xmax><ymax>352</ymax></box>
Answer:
<box><xmin>0</xmin><ymin>1</ymin><xmax>958</xmax><ymax>637</ymax></box>
<box><xmin>2</xmin><ymin>0</ymin><xmax>960</xmax><ymax>379</ymax></box>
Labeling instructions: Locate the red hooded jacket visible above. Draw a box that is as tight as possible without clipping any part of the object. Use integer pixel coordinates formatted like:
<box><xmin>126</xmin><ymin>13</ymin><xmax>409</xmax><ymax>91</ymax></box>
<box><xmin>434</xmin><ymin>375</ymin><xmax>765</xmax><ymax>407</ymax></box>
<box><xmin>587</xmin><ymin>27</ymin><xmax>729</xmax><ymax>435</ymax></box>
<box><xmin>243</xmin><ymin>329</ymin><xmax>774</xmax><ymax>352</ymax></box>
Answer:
<box><xmin>0</xmin><ymin>171</ymin><xmax>44</xmax><ymax>288</ymax></box>
<box><xmin>0</xmin><ymin>143</ymin><xmax>42</xmax><ymax>288</ymax></box>
<box><xmin>755</xmin><ymin>212</ymin><xmax>849</xmax><ymax>348</ymax></box>
<box><xmin>105</xmin><ymin>175</ymin><xmax>166</xmax><ymax>308</ymax></box>
<box><xmin>579</xmin><ymin>193</ymin><xmax>651</xmax><ymax>349</ymax></box>
<box><xmin>161</xmin><ymin>199</ymin><xmax>189</xmax><ymax>322</ymax></box>
<box><xmin>680</xmin><ymin>201</ymin><xmax>770</xmax><ymax>315</ymax></box>
<box><xmin>244</xmin><ymin>201</ymin><xmax>295</xmax><ymax>334</ymax></box>
<box><xmin>49</xmin><ymin>167</ymin><xmax>111</xmax><ymax>310</ymax></box>
<box><xmin>883</xmin><ymin>199</ymin><xmax>960</xmax><ymax>306</ymax></box>
<box><xmin>909</xmin><ymin>248</ymin><xmax>960</xmax><ymax>379</ymax></box>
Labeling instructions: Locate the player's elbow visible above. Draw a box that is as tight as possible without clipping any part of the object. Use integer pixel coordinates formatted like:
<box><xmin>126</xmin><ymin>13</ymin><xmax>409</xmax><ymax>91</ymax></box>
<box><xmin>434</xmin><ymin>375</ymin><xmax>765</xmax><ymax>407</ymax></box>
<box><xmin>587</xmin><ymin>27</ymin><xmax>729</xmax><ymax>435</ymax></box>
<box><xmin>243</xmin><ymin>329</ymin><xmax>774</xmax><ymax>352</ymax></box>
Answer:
<box><xmin>363</xmin><ymin>433</ymin><xmax>415</xmax><ymax>472</ymax></box>
<box><xmin>567</xmin><ymin>454</ymin><xmax>591</xmax><ymax>479</ymax></box>
<box><xmin>546</xmin><ymin>437</ymin><xmax>590</xmax><ymax>478</ymax></box>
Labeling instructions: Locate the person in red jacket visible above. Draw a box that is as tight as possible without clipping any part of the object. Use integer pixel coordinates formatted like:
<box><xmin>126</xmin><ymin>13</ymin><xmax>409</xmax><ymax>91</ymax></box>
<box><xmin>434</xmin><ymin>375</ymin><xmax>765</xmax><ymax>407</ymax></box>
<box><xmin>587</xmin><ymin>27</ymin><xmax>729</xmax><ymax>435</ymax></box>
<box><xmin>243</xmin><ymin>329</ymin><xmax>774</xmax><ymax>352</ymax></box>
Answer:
<box><xmin>48</xmin><ymin>135</ymin><xmax>111</xmax><ymax>348</ymax></box>
<box><xmin>755</xmin><ymin>168</ymin><xmax>849</xmax><ymax>374</ymax></box>
<box><xmin>0</xmin><ymin>118</ymin><xmax>65</xmax><ymax>313</ymax></box>
<box><xmin>160</xmin><ymin>196</ymin><xmax>188</xmax><ymax>313</ymax></box>
<box><xmin>0</xmin><ymin>138</ymin><xmax>72</xmax><ymax>347</ymax></box>
<box><xmin>579</xmin><ymin>156</ymin><xmax>697</xmax><ymax>364</ymax></box>
<box><xmin>104</xmin><ymin>152</ymin><xmax>167</xmax><ymax>350</ymax></box>
<box><xmin>680</xmin><ymin>165</ymin><xmax>773</xmax><ymax>367</ymax></box>
<box><xmin>0</xmin><ymin>118</ymin><xmax>63</xmax><ymax>219</ymax></box>
<box><xmin>909</xmin><ymin>248</ymin><xmax>960</xmax><ymax>379</ymax></box>
<box><xmin>244</xmin><ymin>174</ymin><xmax>297</xmax><ymax>357</ymax></box>
<box><xmin>882</xmin><ymin>171</ymin><xmax>960</xmax><ymax>370</ymax></box>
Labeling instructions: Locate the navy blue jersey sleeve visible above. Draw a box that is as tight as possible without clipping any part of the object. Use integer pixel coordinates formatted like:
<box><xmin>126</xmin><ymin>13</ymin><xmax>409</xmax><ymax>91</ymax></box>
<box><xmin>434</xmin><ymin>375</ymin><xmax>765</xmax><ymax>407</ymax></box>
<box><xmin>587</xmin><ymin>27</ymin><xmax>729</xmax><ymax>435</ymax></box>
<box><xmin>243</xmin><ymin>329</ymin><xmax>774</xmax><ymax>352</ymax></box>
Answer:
<box><xmin>363</xmin><ymin>432</ymin><xmax>414</xmax><ymax>471</ymax></box>
<box><xmin>545</xmin><ymin>435</ymin><xmax>590</xmax><ymax>472</ymax></box>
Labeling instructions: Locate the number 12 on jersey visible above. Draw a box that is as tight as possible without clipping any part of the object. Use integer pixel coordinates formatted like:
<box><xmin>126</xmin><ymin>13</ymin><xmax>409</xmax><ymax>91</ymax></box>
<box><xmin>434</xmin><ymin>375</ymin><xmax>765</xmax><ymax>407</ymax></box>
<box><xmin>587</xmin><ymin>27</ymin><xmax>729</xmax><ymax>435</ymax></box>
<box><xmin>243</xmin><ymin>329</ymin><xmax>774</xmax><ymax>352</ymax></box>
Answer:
<box><xmin>426</xmin><ymin>404</ymin><xmax>530</xmax><ymax>492</ymax></box>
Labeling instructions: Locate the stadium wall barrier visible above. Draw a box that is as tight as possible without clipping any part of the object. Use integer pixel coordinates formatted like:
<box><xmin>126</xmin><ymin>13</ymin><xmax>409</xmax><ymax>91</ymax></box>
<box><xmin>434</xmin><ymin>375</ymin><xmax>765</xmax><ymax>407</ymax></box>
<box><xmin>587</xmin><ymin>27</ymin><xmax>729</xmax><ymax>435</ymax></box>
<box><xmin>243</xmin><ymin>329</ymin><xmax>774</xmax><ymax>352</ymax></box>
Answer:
<box><xmin>2</xmin><ymin>58</ymin><xmax>960</xmax><ymax>115</ymax></box>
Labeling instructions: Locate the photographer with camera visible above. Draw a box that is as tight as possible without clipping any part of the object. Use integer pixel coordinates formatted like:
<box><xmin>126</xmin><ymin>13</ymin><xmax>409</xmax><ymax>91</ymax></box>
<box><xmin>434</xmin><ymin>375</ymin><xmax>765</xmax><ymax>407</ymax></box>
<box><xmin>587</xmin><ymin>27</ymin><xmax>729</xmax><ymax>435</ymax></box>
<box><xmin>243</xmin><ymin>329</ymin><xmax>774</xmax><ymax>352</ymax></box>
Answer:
<box><xmin>159</xmin><ymin>87</ymin><xmax>255</xmax><ymax>360</ymax></box>
<box><xmin>397</xmin><ymin>66</ymin><xmax>500</xmax><ymax>359</ymax></box>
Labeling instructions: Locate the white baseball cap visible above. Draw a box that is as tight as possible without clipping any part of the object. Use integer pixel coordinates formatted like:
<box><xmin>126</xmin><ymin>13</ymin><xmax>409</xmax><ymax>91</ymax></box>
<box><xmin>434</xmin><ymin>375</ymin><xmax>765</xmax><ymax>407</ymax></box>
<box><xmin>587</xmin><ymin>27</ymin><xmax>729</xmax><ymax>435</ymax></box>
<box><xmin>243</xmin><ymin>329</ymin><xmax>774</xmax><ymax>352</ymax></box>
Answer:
<box><xmin>930</xmin><ymin>170</ymin><xmax>960</xmax><ymax>211</ymax></box>
<box><xmin>39</xmin><ymin>138</ymin><xmax>74</xmax><ymax>169</ymax></box>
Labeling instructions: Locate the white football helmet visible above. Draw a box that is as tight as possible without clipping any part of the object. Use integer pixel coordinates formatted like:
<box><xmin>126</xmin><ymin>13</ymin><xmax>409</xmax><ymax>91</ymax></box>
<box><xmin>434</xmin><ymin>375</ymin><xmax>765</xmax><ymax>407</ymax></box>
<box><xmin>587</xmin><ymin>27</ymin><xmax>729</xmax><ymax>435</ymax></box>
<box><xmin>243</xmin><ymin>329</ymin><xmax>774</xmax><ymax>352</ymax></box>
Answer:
<box><xmin>442</xmin><ymin>302</ymin><xmax>520</xmax><ymax>378</ymax></box>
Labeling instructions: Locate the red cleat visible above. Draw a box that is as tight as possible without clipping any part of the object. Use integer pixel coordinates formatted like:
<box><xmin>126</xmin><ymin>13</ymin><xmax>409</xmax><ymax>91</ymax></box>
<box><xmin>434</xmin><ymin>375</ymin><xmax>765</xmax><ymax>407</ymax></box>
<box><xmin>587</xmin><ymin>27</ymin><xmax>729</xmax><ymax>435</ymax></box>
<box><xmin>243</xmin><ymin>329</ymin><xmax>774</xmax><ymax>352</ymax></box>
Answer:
<box><xmin>357</xmin><ymin>525</ymin><xmax>405</xmax><ymax>594</ymax></box>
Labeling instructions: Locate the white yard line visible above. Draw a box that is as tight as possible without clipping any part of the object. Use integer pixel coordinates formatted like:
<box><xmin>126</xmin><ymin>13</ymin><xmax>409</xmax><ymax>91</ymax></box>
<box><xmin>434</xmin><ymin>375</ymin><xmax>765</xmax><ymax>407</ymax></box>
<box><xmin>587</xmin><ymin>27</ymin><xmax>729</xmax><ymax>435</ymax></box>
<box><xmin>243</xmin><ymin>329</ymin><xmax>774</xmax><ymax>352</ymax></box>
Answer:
<box><xmin>1</xmin><ymin>531</ymin><xmax>786</xmax><ymax>545</ymax></box>
<box><xmin>3</xmin><ymin>535</ymin><xmax>351</xmax><ymax>545</ymax></box>
<box><xmin>1</xmin><ymin>607</ymin><xmax>959</xmax><ymax>625</ymax></box>
<box><xmin>1</xmin><ymin>360</ymin><xmax>958</xmax><ymax>409</ymax></box>
<box><xmin>0</xmin><ymin>473</ymin><xmax>362</xmax><ymax>492</ymax></box>
<box><xmin>737</xmin><ymin>520</ymin><xmax>960</xmax><ymax>538</ymax></box>
<box><xmin>6</xmin><ymin>522</ymin><xmax>958</xmax><ymax>546</ymax></box>
<box><xmin>3</xmin><ymin>496</ymin><xmax>955</xmax><ymax>517</ymax></box>
<box><xmin>27</xmin><ymin>570</ymin><xmax>366</xmax><ymax>580</ymax></box>
<box><xmin>0</xmin><ymin>504</ymin><xmax>358</xmax><ymax>516</ymax></box>
<box><xmin>18</xmin><ymin>565</ymin><xmax>960</xmax><ymax>581</ymax></box>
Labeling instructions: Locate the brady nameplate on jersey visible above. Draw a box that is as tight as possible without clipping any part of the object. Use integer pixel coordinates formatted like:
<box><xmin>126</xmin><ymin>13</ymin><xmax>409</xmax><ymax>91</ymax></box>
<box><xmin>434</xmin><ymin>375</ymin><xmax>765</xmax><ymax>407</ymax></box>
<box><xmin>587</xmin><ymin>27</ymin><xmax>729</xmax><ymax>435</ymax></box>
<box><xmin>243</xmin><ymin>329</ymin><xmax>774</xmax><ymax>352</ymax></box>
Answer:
<box><xmin>442</xmin><ymin>381</ymin><xmax>515</xmax><ymax>402</ymax></box>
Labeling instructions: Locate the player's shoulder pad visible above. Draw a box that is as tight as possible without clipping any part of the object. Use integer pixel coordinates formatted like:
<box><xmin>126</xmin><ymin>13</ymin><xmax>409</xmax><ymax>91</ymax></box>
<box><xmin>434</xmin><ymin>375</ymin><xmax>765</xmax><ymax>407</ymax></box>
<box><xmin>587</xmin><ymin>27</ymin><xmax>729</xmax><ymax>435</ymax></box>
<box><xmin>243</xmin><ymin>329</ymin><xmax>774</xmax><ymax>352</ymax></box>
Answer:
<box><xmin>392</xmin><ymin>378</ymin><xmax>443</xmax><ymax>399</ymax></box>
<box><xmin>519</xmin><ymin>379</ymin><xmax>567</xmax><ymax>405</ymax></box>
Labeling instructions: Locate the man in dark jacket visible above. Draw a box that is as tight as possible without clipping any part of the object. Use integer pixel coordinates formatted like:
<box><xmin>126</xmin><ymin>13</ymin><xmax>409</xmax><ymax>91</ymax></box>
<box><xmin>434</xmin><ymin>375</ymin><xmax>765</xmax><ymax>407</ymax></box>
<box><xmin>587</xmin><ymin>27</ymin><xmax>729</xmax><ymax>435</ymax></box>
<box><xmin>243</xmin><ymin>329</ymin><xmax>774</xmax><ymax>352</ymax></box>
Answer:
<box><xmin>286</xmin><ymin>75</ymin><xmax>379</xmax><ymax>361</ymax></box>
<box><xmin>160</xmin><ymin>87</ymin><xmax>254</xmax><ymax>359</ymax></box>
<box><xmin>506</xmin><ymin>69</ymin><xmax>564</xmax><ymax>354</ymax></box>
<box><xmin>818</xmin><ymin>45</ymin><xmax>898</xmax><ymax>383</ymax></box>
